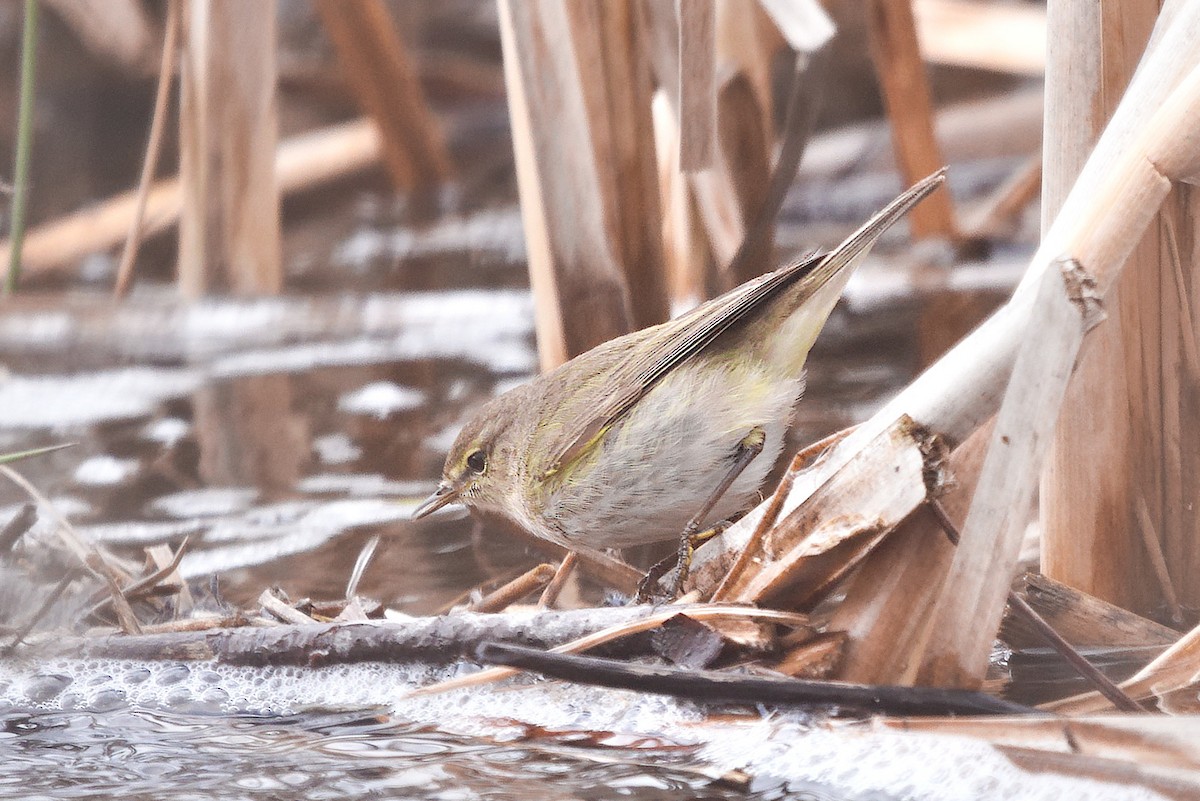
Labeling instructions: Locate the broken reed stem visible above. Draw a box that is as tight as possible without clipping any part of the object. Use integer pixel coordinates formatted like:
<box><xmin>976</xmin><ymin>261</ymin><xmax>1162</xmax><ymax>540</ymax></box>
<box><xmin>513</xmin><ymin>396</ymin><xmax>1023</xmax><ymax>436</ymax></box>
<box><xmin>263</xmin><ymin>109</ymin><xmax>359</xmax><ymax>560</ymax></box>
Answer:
<box><xmin>4</xmin><ymin>0</ymin><xmax>40</xmax><ymax>295</ymax></box>
<box><xmin>95</xmin><ymin>560</ymin><xmax>143</xmax><ymax>635</ymax></box>
<box><xmin>85</xmin><ymin>536</ymin><xmax>191</xmax><ymax>622</ymax></box>
<box><xmin>930</xmin><ymin>500</ymin><xmax>1143</xmax><ymax>711</ymax></box>
<box><xmin>258</xmin><ymin>590</ymin><xmax>317</xmax><ymax>625</ymax></box>
<box><xmin>114</xmin><ymin>0</ymin><xmax>180</xmax><ymax>298</ymax></box>
<box><xmin>468</xmin><ymin>563</ymin><xmax>556</xmax><ymax>613</ymax></box>
<box><xmin>701</xmin><ymin>10</ymin><xmax>1200</xmax><ymax>688</ymax></box>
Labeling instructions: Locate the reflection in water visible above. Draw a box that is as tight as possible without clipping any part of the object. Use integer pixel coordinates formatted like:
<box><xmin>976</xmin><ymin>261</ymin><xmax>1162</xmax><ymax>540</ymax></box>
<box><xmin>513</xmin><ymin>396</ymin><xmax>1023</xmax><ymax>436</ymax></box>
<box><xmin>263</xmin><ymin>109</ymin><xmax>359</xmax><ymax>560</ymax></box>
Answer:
<box><xmin>193</xmin><ymin>375</ymin><xmax>311</xmax><ymax>495</ymax></box>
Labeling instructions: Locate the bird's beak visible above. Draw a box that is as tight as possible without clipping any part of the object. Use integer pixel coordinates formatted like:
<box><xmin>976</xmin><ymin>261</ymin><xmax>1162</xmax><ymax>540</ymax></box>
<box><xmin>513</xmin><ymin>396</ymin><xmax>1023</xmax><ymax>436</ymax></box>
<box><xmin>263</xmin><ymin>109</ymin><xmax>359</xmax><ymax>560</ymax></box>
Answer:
<box><xmin>411</xmin><ymin>482</ymin><xmax>463</xmax><ymax>520</ymax></box>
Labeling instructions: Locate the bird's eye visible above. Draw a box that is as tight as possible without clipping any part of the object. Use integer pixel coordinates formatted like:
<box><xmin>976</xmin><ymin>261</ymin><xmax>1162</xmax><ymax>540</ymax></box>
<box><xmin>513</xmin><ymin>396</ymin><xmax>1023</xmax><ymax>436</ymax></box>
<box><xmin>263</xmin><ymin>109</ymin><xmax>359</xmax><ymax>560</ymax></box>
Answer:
<box><xmin>466</xmin><ymin>450</ymin><xmax>487</xmax><ymax>473</ymax></box>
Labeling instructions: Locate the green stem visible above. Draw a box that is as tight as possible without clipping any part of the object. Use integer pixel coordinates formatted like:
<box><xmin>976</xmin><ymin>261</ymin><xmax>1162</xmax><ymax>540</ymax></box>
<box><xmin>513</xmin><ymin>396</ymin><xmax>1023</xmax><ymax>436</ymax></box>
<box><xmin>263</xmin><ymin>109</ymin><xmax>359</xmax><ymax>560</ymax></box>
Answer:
<box><xmin>5</xmin><ymin>0</ymin><xmax>40</xmax><ymax>296</ymax></box>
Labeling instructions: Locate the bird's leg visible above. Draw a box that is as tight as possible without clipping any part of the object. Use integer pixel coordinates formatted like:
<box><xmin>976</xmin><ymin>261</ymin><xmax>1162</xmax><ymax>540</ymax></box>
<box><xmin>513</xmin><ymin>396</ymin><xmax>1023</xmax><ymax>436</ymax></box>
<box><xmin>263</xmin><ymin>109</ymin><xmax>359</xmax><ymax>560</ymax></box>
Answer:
<box><xmin>635</xmin><ymin>426</ymin><xmax>766</xmax><ymax>602</ymax></box>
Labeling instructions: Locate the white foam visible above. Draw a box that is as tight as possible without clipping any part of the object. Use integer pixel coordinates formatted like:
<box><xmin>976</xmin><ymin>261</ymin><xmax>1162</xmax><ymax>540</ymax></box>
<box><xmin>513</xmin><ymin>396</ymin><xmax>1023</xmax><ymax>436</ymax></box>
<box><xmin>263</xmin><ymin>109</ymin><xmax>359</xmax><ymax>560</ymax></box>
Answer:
<box><xmin>0</xmin><ymin>655</ymin><xmax>1170</xmax><ymax>801</ymax></box>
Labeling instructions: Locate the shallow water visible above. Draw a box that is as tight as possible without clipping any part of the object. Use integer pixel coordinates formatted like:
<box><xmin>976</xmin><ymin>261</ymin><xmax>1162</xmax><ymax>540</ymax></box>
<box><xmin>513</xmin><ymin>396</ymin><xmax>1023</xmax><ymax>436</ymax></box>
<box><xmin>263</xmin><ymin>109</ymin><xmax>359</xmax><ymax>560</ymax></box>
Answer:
<box><xmin>0</xmin><ymin>707</ymin><xmax>777</xmax><ymax>801</ymax></box>
<box><xmin>0</xmin><ymin>192</ymin><xmax>1024</xmax><ymax>800</ymax></box>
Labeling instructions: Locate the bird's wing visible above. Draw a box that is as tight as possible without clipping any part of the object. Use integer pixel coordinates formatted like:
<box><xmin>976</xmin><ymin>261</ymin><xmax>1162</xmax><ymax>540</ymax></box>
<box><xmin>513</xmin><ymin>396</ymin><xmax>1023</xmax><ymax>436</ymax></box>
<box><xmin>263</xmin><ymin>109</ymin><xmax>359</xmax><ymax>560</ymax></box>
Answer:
<box><xmin>540</xmin><ymin>169</ymin><xmax>947</xmax><ymax>479</ymax></box>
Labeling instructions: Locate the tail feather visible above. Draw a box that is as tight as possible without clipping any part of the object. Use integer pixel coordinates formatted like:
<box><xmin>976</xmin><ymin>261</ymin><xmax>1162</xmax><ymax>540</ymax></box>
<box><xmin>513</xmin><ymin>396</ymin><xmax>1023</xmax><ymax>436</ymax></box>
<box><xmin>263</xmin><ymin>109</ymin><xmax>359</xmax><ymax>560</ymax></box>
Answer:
<box><xmin>802</xmin><ymin>168</ymin><xmax>947</xmax><ymax>291</ymax></box>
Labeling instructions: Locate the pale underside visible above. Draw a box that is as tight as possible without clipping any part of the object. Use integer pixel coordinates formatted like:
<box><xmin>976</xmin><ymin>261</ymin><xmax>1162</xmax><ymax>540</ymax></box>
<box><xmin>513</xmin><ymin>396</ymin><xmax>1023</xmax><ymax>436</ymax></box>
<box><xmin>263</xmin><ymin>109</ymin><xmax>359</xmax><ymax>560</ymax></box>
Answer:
<box><xmin>534</xmin><ymin>357</ymin><xmax>805</xmax><ymax>549</ymax></box>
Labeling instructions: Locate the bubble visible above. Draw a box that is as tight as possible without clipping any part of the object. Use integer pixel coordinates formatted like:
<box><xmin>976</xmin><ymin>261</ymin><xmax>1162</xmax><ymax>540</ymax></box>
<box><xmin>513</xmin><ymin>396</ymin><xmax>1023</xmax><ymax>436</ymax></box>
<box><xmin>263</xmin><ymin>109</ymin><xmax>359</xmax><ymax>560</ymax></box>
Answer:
<box><xmin>23</xmin><ymin>675</ymin><xmax>72</xmax><ymax>703</ymax></box>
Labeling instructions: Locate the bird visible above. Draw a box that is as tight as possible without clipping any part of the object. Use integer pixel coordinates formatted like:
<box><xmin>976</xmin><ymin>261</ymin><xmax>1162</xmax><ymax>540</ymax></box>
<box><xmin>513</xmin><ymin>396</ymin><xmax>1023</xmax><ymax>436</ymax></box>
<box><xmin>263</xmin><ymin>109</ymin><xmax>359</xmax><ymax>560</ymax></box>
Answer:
<box><xmin>413</xmin><ymin>171</ymin><xmax>946</xmax><ymax>591</ymax></box>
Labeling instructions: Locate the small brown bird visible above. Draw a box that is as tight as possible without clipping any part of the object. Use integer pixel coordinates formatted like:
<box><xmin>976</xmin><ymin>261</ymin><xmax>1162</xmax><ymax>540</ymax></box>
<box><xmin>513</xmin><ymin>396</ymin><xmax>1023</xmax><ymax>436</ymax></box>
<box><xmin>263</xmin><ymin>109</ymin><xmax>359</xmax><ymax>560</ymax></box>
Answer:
<box><xmin>414</xmin><ymin>172</ymin><xmax>945</xmax><ymax>577</ymax></box>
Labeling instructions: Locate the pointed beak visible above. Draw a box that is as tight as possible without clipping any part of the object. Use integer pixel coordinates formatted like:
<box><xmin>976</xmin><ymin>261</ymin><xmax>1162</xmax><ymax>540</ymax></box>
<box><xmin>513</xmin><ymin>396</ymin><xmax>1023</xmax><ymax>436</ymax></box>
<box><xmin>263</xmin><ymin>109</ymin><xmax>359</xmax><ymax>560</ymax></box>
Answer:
<box><xmin>411</xmin><ymin>482</ymin><xmax>463</xmax><ymax>520</ymax></box>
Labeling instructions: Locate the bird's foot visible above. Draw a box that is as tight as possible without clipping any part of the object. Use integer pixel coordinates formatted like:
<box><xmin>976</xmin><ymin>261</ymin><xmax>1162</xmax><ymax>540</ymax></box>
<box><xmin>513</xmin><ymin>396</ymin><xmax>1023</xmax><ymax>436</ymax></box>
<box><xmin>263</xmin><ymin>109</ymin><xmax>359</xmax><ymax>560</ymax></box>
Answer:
<box><xmin>633</xmin><ymin>522</ymin><xmax>728</xmax><ymax>604</ymax></box>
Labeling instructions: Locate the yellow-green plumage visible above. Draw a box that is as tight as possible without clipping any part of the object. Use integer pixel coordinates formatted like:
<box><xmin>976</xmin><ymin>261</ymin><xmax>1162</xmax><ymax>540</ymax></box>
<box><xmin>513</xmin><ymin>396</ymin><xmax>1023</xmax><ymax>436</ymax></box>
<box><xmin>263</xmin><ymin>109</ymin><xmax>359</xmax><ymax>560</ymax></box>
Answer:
<box><xmin>413</xmin><ymin>172</ymin><xmax>946</xmax><ymax>554</ymax></box>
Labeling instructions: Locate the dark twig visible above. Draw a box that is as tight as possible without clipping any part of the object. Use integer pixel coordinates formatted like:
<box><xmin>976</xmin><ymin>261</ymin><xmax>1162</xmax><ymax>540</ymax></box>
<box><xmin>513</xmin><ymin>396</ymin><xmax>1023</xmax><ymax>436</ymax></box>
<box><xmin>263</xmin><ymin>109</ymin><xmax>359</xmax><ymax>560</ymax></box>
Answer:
<box><xmin>930</xmin><ymin>499</ymin><xmax>1144</xmax><ymax>713</ymax></box>
<box><xmin>1005</xmin><ymin>592</ymin><xmax>1145</xmax><ymax>713</ymax></box>
<box><xmin>721</xmin><ymin>44</ymin><xmax>830</xmax><ymax>285</ymax></box>
<box><xmin>0</xmin><ymin>503</ymin><xmax>37</xmax><ymax>555</ymax></box>
<box><xmin>3</xmin><ymin>567</ymin><xmax>81</xmax><ymax>654</ymax></box>
<box><xmin>475</xmin><ymin>641</ymin><xmax>1040</xmax><ymax>717</ymax></box>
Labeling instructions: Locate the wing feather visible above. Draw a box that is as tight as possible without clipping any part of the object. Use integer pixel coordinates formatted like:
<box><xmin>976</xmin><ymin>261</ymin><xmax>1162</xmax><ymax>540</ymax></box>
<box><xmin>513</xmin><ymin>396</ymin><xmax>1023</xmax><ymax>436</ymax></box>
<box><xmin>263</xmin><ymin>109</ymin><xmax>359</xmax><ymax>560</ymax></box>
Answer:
<box><xmin>541</xmin><ymin>170</ymin><xmax>947</xmax><ymax>478</ymax></box>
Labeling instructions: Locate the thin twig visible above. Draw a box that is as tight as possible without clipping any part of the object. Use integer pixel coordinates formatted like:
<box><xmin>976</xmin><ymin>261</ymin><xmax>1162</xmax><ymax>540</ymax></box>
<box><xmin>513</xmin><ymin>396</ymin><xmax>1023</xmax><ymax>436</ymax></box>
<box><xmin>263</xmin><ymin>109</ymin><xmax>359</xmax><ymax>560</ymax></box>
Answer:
<box><xmin>931</xmin><ymin>499</ymin><xmax>1144</xmax><ymax>713</ymax></box>
<box><xmin>2</xmin><ymin>567</ymin><xmax>81</xmax><ymax>654</ymax></box>
<box><xmin>538</xmin><ymin>552</ymin><xmax>577</xmax><ymax>609</ymax></box>
<box><xmin>1005</xmin><ymin>592</ymin><xmax>1144</xmax><ymax>713</ymax></box>
<box><xmin>4</xmin><ymin>0</ymin><xmax>40</xmax><ymax>295</ymax></box>
<box><xmin>476</xmin><ymin>641</ymin><xmax>1038</xmax><ymax>716</ymax></box>
<box><xmin>468</xmin><ymin>563</ymin><xmax>556</xmax><ymax>613</ymax></box>
<box><xmin>721</xmin><ymin>44</ymin><xmax>829</xmax><ymax>284</ymax></box>
<box><xmin>4</xmin><ymin>571</ymin><xmax>75</xmax><ymax>646</ymax></box>
<box><xmin>0</xmin><ymin>503</ymin><xmax>37</xmax><ymax>554</ymax></box>
<box><xmin>0</xmin><ymin>466</ymin><xmax>105</xmax><ymax>569</ymax></box>
<box><xmin>1133</xmin><ymin>495</ymin><xmax>1185</xmax><ymax>625</ymax></box>
<box><xmin>114</xmin><ymin>0</ymin><xmax>180</xmax><ymax>298</ymax></box>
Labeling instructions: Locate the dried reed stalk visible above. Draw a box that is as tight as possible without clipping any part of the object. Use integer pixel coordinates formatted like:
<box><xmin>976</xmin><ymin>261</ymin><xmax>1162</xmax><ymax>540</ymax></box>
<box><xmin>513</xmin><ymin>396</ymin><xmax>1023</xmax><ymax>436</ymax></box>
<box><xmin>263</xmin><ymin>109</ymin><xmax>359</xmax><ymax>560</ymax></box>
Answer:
<box><xmin>114</xmin><ymin>0</ymin><xmax>180</xmax><ymax>298</ymax></box>
<box><xmin>1041</xmin><ymin>0</ymin><xmax>1200</xmax><ymax>620</ymax></box>
<box><xmin>676</xmin><ymin>0</ymin><xmax>716</xmax><ymax>171</ymax></box>
<box><xmin>177</xmin><ymin>0</ymin><xmax>281</xmax><ymax>296</ymax></box>
<box><xmin>314</xmin><ymin>0</ymin><xmax>452</xmax><ymax>192</ymax></box>
<box><xmin>696</xmin><ymin>4</ymin><xmax>1200</xmax><ymax>688</ymax></box>
<box><xmin>0</xmin><ymin>119</ymin><xmax>382</xmax><ymax>276</ymax></box>
<box><xmin>498</xmin><ymin>0</ymin><xmax>635</xmax><ymax>370</ymax></box>
<box><xmin>911</xmin><ymin>0</ymin><xmax>1045</xmax><ymax>76</ymax></box>
<box><xmin>866</xmin><ymin>0</ymin><xmax>957</xmax><ymax>239</ymax></box>
<box><xmin>572</xmin><ymin>0</ymin><xmax>670</xmax><ymax>330</ymax></box>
